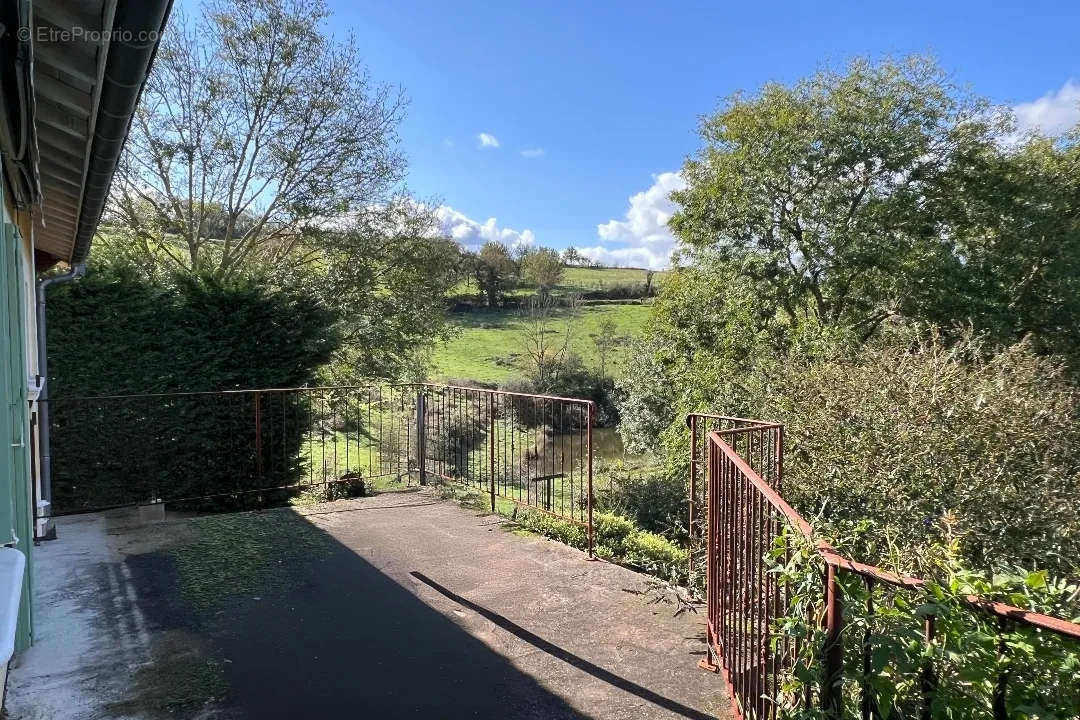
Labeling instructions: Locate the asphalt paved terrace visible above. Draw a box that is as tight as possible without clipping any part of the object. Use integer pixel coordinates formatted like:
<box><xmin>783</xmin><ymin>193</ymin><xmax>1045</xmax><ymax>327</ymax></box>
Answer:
<box><xmin>7</xmin><ymin>490</ymin><xmax>731</xmax><ymax>719</ymax></box>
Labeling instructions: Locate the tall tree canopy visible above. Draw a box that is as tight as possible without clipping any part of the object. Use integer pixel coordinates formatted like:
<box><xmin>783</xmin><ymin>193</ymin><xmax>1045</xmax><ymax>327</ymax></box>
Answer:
<box><xmin>672</xmin><ymin>57</ymin><xmax>987</xmax><ymax>339</ymax></box>
<box><xmin>671</xmin><ymin>56</ymin><xmax>1080</xmax><ymax>354</ymax></box>
<box><xmin>520</xmin><ymin>247</ymin><xmax>564</xmax><ymax>291</ymax></box>
<box><xmin>97</xmin><ymin>0</ymin><xmax>464</xmax><ymax>382</ymax></box>
<box><xmin>111</xmin><ymin>0</ymin><xmax>406</xmax><ymax>276</ymax></box>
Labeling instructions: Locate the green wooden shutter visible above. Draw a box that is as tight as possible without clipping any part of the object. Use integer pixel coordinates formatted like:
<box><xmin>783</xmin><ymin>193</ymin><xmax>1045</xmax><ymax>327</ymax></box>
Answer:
<box><xmin>1</xmin><ymin>221</ymin><xmax>32</xmax><ymax>650</ymax></box>
<box><xmin>0</xmin><ymin>222</ymin><xmax>18</xmax><ymax>545</ymax></box>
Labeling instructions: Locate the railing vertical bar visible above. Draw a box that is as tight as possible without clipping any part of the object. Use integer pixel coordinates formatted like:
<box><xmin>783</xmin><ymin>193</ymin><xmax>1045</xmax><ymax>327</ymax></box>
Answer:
<box><xmin>921</xmin><ymin>614</ymin><xmax>936</xmax><ymax>720</ymax></box>
<box><xmin>586</xmin><ymin>401</ymin><xmax>593</xmax><ymax>557</ymax></box>
<box><xmin>993</xmin><ymin>617</ymin><xmax>1009</xmax><ymax>720</ymax></box>
<box><xmin>862</xmin><ymin>576</ymin><xmax>876</xmax><ymax>720</ymax></box>
<box><xmin>488</xmin><ymin>392</ymin><xmax>496</xmax><ymax>512</ymax></box>
<box><xmin>755</xmin><ymin>461</ymin><xmax>765</xmax><ymax>719</ymax></box>
<box><xmin>739</xmin><ymin>451</ymin><xmax>750</xmax><ymax>710</ymax></box>
<box><xmin>690</xmin><ymin>413</ymin><xmax>698</xmax><ymax>577</ymax></box>
<box><xmin>724</xmin><ymin>451</ymin><xmax>734</xmax><ymax>676</ymax></box>
<box><xmin>823</xmin><ymin>563</ymin><xmax>843</xmax><ymax>720</ymax></box>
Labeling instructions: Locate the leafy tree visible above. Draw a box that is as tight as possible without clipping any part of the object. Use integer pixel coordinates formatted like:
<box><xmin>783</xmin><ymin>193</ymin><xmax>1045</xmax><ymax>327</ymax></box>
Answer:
<box><xmin>470</xmin><ymin>241</ymin><xmax>518</xmax><ymax>306</ymax></box>
<box><xmin>934</xmin><ymin>131</ymin><xmax>1080</xmax><ymax>358</ymax></box>
<box><xmin>98</xmin><ymin>0</ymin><xmax>462</xmax><ymax>383</ymax></box>
<box><xmin>520</xmin><ymin>246</ymin><xmax>564</xmax><ymax>291</ymax></box>
<box><xmin>561</xmin><ymin>246</ymin><xmax>585</xmax><ymax>266</ymax></box>
<box><xmin>670</xmin><ymin>56</ymin><xmax>992</xmax><ymax>340</ymax></box>
<box><xmin>311</xmin><ymin>201</ymin><xmax>464</xmax><ymax>380</ymax></box>
<box><xmin>110</xmin><ymin>0</ymin><xmax>406</xmax><ymax>276</ymax></box>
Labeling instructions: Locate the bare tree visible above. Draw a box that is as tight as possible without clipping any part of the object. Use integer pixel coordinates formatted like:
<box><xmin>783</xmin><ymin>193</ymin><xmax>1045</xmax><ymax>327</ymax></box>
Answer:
<box><xmin>591</xmin><ymin>317</ymin><xmax>622</xmax><ymax>380</ymax></box>
<box><xmin>518</xmin><ymin>293</ymin><xmax>581</xmax><ymax>384</ymax></box>
<box><xmin>109</xmin><ymin>0</ymin><xmax>406</xmax><ymax>276</ymax></box>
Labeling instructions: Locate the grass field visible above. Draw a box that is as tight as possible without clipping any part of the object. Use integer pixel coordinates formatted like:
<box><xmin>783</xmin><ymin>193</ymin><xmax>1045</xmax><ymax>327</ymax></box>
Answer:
<box><xmin>559</xmin><ymin>266</ymin><xmax>664</xmax><ymax>290</ymax></box>
<box><xmin>429</xmin><ymin>303</ymin><xmax>650</xmax><ymax>382</ymax></box>
<box><xmin>452</xmin><ymin>265</ymin><xmax>665</xmax><ymax>298</ymax></box>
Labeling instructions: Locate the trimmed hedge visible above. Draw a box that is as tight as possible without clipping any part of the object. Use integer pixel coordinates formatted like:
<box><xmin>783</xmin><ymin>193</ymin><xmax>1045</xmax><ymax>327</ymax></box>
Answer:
<box><xmin>516</xmin><ymin>510</ymin><xmax>689</xmax><ymax>585</ymax></box>
<box><xmin>47</xmin><ymin>264</ymin><xmax>341</xmax><ymax>512</ymax></box>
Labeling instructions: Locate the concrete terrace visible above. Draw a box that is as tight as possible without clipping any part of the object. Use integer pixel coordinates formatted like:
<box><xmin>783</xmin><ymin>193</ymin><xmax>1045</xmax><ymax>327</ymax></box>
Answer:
<box><xmin>6</xmin><ymin>490</ymin><xmax>730</xmax><ymax>719</ymax></box>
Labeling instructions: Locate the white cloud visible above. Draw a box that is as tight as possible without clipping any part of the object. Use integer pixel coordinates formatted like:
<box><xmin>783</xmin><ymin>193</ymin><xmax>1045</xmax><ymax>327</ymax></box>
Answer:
<box><xmin>435</xmin><ymin>205</ymin><xmax>534</xmax><ymax>251</ymax></box>
<box><xmin>520</xmin><ymin>148</ymin><xmax>545</xmax><ymax>158</ymax></box>
<box><xmin>443</xmin><ymin>139</ymin><xmax>455</xmax><ymax>149</ymax></box>
<box><xmin>1013</xmin><ymin>80</ymin><xmax>1080</xmax><ymax>137</ymax></box>
<box><xmin>477</xmin><ymin>132</ymin><xmax>500</xmax><ymax>149</ymax></box>
<box><xmin>580</xmin><ymin>171</ymin><xmax>686</xmax><ymax>270</ymax></box>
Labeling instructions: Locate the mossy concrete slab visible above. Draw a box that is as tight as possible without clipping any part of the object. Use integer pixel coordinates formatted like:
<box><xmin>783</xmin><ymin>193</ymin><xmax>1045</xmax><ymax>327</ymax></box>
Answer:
<box><xmin>7</xmin><ymin>492</ymin><xmax>729</xmax><ymax>719</ymax></box>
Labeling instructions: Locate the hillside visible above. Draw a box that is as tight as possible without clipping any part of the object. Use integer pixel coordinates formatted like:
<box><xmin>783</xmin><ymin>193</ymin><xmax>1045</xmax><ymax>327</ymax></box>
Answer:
<box><xmin>431</xmin><ymin>266</ymin><xmax>659</xmax><ymax>383</ymax></box>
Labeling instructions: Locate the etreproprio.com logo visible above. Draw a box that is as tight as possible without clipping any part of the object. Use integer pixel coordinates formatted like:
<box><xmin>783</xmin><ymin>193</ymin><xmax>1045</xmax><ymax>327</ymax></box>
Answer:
<box><xmin>8</xmin><ymin>24</ymin><xmax>162</xmax><ymax>44</ymax></box>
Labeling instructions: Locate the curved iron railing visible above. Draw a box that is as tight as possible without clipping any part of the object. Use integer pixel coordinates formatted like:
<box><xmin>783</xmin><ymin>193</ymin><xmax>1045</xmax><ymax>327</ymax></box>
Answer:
<box><xmin>700</xmin><ymin>428</ymin><xmax>1080</xmax><ymax>720</ymax></box>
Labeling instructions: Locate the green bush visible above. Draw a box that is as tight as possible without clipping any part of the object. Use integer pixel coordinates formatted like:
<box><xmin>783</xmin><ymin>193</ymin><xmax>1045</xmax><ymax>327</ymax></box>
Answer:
<box><xmin>429</xmin><ymin>408</ymin><xmax>484</xmax><ymax>479</ymax></box>
<box><xmin>623</xmin><ymin>530</ymin><xmax>689</xmax><ymax>579</ymax></box>
<box><xmin>593</xmin><ymin>512</ymin><xmax>635</xmax><ymax>555</ymax></box>
<box><xmin>48</xmin><ymin>262</ymin><xmax>341</xmax><ymax>512</ymax></box>
<box><xmin>770</xmin><ymin>527</ymin><xmax>1080</xmax><ymax>718</ymax></box>
<box><xmin>515</xmin><ymin>510</ymin><xmax>689</xmax><ymax>585</ymax></box>
<box><xmin>624</xmin><ymin>323</ymin><xmax>1080</xmax><ymax>580</ymax></box>
<box><xmin>595</xmin><ymin>463</ymin><xmax>688</xmax><ymax>539</ymax></box>
<box><xmin>775</xmin><ymin>330</ymin><xmax>1080</xmax><ymax>578</ymax></box>
<box><xmin>499</xmin><ymin>365</ymin><xmax>619</xmax><ymax>430</ymax></box>
<box><xmin>515</xmin><ymin>512</ymin><xmax>588</xmax><ymax>550</ymax></box>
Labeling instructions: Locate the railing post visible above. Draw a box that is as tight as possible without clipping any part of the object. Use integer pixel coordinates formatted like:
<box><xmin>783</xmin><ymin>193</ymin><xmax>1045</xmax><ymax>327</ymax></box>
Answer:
<box><xmin>488</xmin><ymin>393</ymin><xmax>495</xmax><ymax>512</ymax></box>
<box><xmin>416</xmin><ymin>390</ymin><xmax>426</xmax><ymax>486</ymax></box>
<box><xmin>253</xmin><ymin>391</ymin><xmax>263</xmax><ymax>484</ymax></box>
<box><xmin>823</xmin><ymin>562</ymin><xmax>844</xmax><ymax>720</ymax></box>
<box><xmin>587</xmin><ymin>401</ymin><xmax>594</xmax><ymax>559</ymax></box>
<box><xmin>993</xmin><ymin>617</ymin><xmax>1010</xmax><ymax>720</ymax></box>
<box><xmin>921</xmin><ymin>614</ymin><xmax>937</xmax><ymax>720</ymax></box>
<box><xmin>776</xmin><ymin>424</ymin><xmax>784</xmax><ymax>492</ymax></box>
<box><xmin>689</xmin><ymin>413</ymin><xmax>698</xmax><ymax>575</ymax></box>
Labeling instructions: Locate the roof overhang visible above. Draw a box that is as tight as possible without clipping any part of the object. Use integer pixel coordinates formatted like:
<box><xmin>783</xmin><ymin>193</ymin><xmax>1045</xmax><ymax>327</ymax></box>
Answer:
<box><xmin>0</xmin><ymin>0</ymin><xmax>172</xmax><ymax>265</ymax></box>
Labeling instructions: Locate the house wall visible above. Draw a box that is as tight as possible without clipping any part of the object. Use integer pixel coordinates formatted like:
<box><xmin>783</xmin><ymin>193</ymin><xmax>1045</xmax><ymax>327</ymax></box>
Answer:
<box><xmin>0</xmin><ymin>184</ymin><xmax>37</xmax><ymax>655</ymax></box>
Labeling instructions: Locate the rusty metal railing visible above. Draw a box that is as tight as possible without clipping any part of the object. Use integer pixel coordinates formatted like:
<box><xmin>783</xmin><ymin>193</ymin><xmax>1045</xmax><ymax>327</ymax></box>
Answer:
<box><xmin>687</xmin><ymin>413</ymin><xmax>783</xmax><ymax>574</ymax></box>
<box><xmin>48</xmin><ymin>386</ymin><xmax>421</xmax><ymax>514</ymax></box>
<box><xmin>47</xmin><ymin>384</ymin><xmax>594</xmax><ymax>552</ymax></box>
<box><xmin>699</xmin><ymin>428</ymin><xmax>1080</xmax><ymax>720</ymax></box>
<box><xmin>412</xmin><ymin>384</ymin><xmax>594</xmax><ymax>555</ymax></box>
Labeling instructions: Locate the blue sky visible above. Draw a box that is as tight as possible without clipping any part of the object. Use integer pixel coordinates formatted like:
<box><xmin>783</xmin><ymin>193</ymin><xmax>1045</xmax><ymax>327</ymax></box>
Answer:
<box><xmin>328</xmin><ymin>0</ymin><xmax>1080</xmax><ymax>268</ymax></box>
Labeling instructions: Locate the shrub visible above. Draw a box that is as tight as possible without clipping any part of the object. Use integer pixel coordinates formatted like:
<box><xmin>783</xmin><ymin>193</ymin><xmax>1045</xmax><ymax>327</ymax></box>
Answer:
<box><xmin>595</xmin><ymin>463</ymin><xmax>687</xmax><ymax>539</ymax></box>
<box><xmin>515</xmin><ymin>512</ymin><xmax>587</xmax><ymax>550</ymax></box>
<box><xmin>48</xmin><ymin>263</ymin><xmax>341</xmax><ymax>512</ymax></box>
<box><xmin>593</xmin><ymin>512</ymin><xmax>635</xmax><ymax>555</ymax></box>
<box><xmin>623</xmin><ymin>530</ymin><xmax>688</xmax><ymax>580</ymax></box>
<box><xmin>776</xmin><ymin>330</ymin><xmax>1080</xmax><ymax>577</ymax></box>
<box><xmin>515</xmin><ymin>510</ymin><xmax>689</xmax><ymax>585</ymax></box>
<box><xmin>579</xmin><ymin>282</ymin><xmax>651</xmax><ymax>301</ymax></box>
<box><xmin>628</xmin><ymin>325</ymin><xmax>1080</xmax><ymax>579</ymax></box>
<box><xmin>501</xmin><ymin>364</ymin><xmax>619</xmax><ymax>429</ymax></box>
<box><xmin>771</xmin><ymin>528</ymin><xmax>1080</xmax><ymax>718</ymax></box>
<box><xmin>430</xmin><ymin>410</ymin><xmax>483</xmax><ymax>479</ymax></box>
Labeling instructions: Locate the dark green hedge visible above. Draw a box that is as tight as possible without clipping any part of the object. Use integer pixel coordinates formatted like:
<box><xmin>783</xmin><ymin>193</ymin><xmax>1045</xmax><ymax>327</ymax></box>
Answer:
<box><xmin>47</xmin><ymin>265</ymin><xmax>341</xmax><ymax>512</ymax></box>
